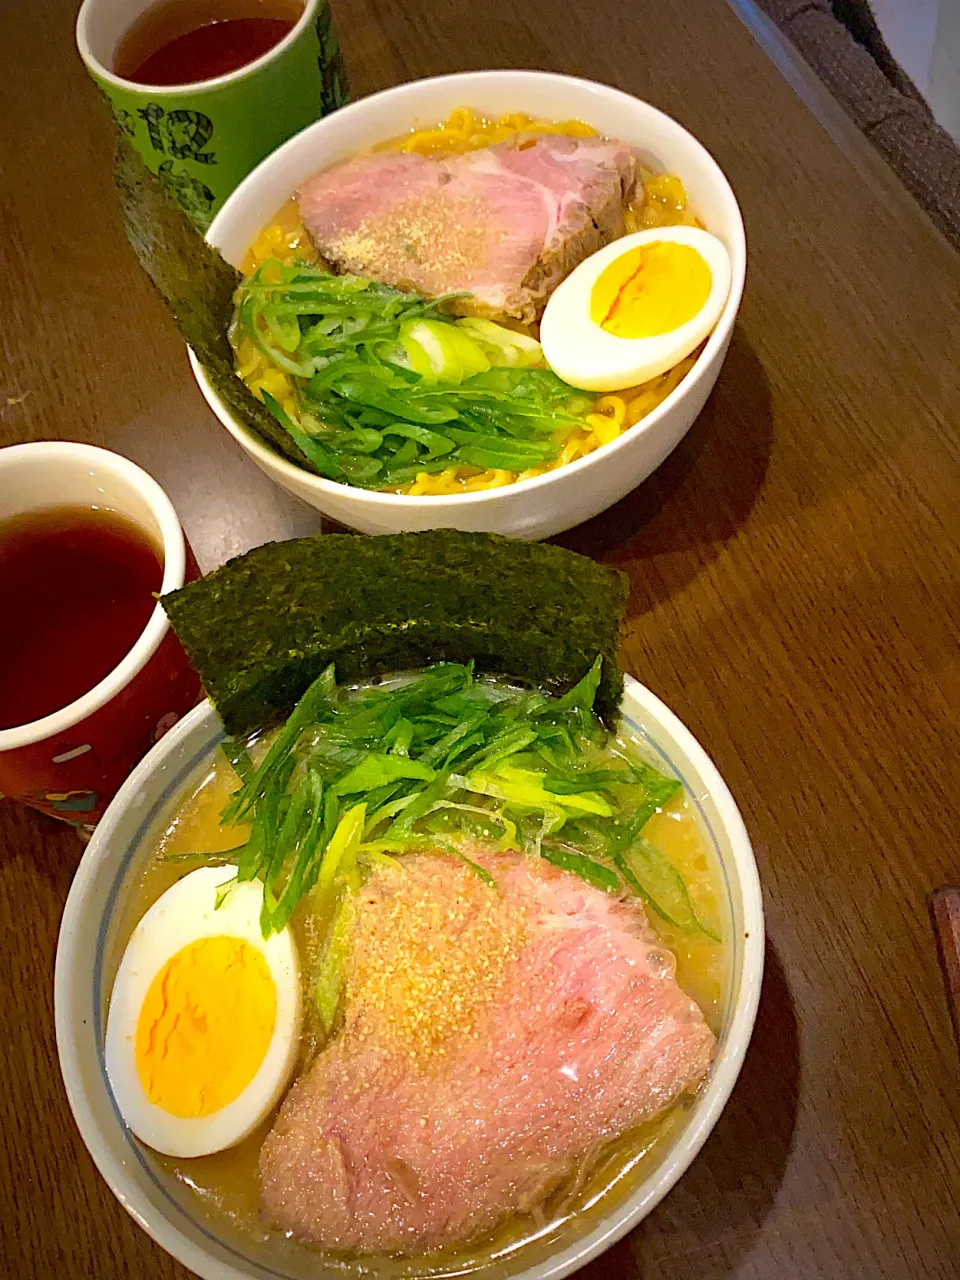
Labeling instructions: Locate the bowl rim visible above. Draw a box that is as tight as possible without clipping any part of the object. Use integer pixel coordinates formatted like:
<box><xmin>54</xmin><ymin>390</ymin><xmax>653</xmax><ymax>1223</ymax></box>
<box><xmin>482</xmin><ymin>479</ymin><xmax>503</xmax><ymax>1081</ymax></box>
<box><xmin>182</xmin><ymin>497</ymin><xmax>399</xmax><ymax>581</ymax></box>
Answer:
<box><xmin>194</xmin><ymin>69</ymin><xmax>746</xmax><ymax>508</ymax></box>
<box><xmin>55</xmin><ymin>671</ymin><xmax>763</xmax><ymax>1280</ymax></box>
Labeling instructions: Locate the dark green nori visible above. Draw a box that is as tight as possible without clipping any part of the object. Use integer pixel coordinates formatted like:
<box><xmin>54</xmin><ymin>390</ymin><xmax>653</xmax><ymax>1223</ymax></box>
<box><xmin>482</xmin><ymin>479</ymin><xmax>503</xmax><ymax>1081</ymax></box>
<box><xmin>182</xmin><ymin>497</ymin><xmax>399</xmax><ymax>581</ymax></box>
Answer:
<box><xmin>113</xmin><ymin>131</ymin><xmax>318</xmax><ymax>473</ymax></box>
<box><xmin>162</xmin><ymin>530</ymin><xmax>628</xmax><ymax>734</ymax></box>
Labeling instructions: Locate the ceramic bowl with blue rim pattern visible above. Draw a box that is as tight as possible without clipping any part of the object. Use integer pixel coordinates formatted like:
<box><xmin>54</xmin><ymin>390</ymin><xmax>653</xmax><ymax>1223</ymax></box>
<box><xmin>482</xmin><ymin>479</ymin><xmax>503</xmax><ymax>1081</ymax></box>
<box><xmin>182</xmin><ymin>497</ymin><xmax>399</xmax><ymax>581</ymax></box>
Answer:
<box><xmin>55</xmin><ymin>675</ymin><xmax>763</xmax><ymax>1280</ymax></box>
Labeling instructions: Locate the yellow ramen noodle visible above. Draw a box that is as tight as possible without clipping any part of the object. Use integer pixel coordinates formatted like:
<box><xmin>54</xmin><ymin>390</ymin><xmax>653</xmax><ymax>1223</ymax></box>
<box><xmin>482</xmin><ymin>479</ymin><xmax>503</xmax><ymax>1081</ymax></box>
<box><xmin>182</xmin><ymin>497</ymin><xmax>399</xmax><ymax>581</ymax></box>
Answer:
<box><xmin>238</xmin><ymin>110</ymin><xmax>702</xmax><ymax>496</ymax></box>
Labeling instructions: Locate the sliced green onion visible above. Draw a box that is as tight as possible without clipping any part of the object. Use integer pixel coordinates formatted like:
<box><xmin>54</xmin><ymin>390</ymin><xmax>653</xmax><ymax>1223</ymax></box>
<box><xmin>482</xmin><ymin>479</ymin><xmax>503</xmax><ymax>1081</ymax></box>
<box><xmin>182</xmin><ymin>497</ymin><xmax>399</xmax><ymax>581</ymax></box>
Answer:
<box><xmin>455</xmin><ymin>316</ymin><xmax>543</xmax><ymax>367</ymax></box>
<box><xmin>313</xmin><ymin>891</ymin><xmax>354</xmax><ymax>1036</ymax></box>
<box><xmin>542</xmin><ymin>846</ymin><xmax>620</xmax><ymax>892</ymax></box>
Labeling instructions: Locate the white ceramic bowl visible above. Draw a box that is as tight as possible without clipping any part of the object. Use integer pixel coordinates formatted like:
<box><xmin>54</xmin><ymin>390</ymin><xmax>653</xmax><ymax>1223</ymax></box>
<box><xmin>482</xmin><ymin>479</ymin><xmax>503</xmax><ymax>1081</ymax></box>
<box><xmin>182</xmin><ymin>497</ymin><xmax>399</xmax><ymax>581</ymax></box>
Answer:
<box><xmin>55</xmin><ymin>675</ymin><xmax>763</xmax><ymax>1280</ymax></box>
<box><xmin>192</xmin><ymin>71</ymin><xmax>746</xmax><ymax>539</ymax></box>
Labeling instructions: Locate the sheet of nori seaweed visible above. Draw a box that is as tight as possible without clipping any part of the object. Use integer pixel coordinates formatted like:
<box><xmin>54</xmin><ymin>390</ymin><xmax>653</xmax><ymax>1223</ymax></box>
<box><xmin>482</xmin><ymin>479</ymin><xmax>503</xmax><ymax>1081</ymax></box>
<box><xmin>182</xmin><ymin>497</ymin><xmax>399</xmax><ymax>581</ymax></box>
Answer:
<box><xmin>162</xmin><ymin>530</ymin><xmax>629</xmax><ymax>733</ymax></box>
<box><xmin>113</xmin><ymin>131</ymin><xmax>317</xmax><ymax>473</ymax></box>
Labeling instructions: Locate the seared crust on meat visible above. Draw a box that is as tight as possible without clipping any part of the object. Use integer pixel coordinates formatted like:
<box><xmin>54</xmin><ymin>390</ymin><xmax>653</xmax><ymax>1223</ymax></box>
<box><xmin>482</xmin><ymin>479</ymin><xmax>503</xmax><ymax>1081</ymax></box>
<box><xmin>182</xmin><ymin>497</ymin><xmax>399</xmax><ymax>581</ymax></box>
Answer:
<box><xmin>484</xmin><ymin>162</ymin><xmax>636</xmax><ymax>324</ymax></box>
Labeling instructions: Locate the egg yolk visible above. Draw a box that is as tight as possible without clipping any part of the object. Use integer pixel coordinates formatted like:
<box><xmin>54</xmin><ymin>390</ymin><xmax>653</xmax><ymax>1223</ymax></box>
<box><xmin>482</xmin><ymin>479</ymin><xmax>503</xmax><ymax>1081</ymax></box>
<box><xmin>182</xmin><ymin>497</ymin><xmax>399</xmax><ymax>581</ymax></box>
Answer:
<box><xmin>135</xmin><ymin>936</ymin><xmax>276</xmax><ymax>1119</ymax></box>
<box><xmin>590</xmin><ymin>242</ymin><xmax>712</xmax><ymax>339</ymax></box>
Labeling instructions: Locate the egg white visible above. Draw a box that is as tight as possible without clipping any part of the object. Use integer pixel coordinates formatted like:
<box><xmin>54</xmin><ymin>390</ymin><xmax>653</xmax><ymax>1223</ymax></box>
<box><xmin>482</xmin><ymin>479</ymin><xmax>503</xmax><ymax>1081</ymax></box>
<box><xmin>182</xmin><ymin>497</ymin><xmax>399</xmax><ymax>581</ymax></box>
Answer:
<box><xmin>540</xmin><ymin>226</ymin><xmax>732</xmax><ymax>393</ymax></box>
<box><xmin>105</xmin><ymin>866</ymin><xmax>301</xmax><ymax>1158</ymax></box>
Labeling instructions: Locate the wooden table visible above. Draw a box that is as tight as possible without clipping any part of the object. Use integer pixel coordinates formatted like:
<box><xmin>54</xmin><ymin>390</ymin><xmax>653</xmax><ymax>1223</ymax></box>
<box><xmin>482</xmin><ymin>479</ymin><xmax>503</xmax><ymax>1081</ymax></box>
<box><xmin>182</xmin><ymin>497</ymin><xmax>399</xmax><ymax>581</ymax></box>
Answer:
<box><xmin>2</xmin><ymin>0</ymin><xmax>959</xmax><ymax>1274</ymax></box>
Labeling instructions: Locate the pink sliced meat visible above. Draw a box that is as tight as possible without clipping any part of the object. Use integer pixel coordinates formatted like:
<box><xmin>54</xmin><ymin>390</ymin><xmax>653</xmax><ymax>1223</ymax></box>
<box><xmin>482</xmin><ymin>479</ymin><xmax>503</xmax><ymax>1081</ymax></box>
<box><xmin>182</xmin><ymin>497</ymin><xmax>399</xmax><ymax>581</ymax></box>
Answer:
<box><xmin>259</xmin><ymin>851</ymin><xmax>716</xmax><ymax>1254</ymax></box>
<box><xmin>296</xmin><ymin>135</ymin><xmax>638</xmax><ymax>322</ymax></box>
<box><xmin>296</xmin><ymin>150</ymin><xmax>444</xmax><ymax>241</ymax></box>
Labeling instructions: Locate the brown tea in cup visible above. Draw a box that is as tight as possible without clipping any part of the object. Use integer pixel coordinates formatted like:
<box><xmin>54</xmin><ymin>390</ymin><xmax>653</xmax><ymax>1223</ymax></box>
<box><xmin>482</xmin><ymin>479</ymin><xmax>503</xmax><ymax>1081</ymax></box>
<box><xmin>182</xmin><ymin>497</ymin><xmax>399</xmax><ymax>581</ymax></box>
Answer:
<box><xmin>113</xmin><ymin>0</ymin><xmax>304</xmax><ymax>86</ymax></box>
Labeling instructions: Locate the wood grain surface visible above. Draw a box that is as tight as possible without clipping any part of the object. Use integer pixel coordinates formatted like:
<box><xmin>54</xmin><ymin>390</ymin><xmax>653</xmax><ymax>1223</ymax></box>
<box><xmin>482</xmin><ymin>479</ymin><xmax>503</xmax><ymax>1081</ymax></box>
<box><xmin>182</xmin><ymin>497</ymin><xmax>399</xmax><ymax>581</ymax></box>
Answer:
<box><xmin>931</xmin><ymin>888</ymin><xmax>960</xmax><ymax>1058</ymax></box>
<box><xmin>2</xmin><ymin>0</ymin><xmax>960</xmax><ymax>1276</ymax></box>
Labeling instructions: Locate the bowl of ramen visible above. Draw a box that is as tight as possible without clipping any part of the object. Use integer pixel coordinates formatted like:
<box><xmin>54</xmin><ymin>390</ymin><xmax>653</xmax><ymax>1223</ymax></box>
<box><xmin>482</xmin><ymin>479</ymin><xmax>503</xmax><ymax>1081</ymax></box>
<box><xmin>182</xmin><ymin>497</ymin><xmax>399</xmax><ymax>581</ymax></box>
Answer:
<box><xmin>54</xmin><ymin>531</ymin><xmax>762</xmax><ymax>1280</ymax></box>
<box><xmin>190</xmin><ymin>70</ymin><xmax>746</xmax><ymax>538</ymax></box>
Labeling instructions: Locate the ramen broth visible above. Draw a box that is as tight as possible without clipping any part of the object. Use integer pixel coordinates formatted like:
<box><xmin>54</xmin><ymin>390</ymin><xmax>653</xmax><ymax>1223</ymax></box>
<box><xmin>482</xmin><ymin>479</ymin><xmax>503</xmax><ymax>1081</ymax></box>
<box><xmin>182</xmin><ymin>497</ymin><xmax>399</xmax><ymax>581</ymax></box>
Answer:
<box><xmin>124</xmin><ymin>706</ymin><xmax>728</xmax><ymax>1268</ymax></box>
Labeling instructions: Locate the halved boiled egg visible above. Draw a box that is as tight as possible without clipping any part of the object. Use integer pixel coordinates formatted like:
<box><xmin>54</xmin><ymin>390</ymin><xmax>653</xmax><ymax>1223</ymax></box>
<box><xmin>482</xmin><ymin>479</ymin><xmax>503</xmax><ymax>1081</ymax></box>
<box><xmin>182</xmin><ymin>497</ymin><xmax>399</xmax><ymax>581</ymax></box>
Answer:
<box><xmin>105</xmin><ymin>866</ymin><xmax>301</xmax><ymax>1158</ymax></box>
<box><xmin>540</xmin><ymin>227</ymin><xmax>732</xmax><ymax>392</ymax></box>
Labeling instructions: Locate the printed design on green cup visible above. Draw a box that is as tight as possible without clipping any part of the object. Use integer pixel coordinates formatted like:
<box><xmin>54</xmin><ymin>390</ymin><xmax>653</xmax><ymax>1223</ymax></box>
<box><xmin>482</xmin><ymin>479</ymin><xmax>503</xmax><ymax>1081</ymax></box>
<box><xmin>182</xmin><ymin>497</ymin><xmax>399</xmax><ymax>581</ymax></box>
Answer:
<box><xmin>315</xmin><ymin>1</ymin><xmax>349</xmax><ymax>114</ymax></box>
<box><xmin>138</xmin><ymin>104</ymin><xmax>217</xmax><ymax>165</ymax></box>
<box><xmin>115</xmin><ymin>109</ymin><xmax>137</xmax><ymax>138</ymax></box>
<box><xmin>107</xmin><ymin>97</ymin><xmax>218</xmax><ymax>225</ymax></box>
<box><xmin>156</xmin><ymin>162</ymin><xmax>216</xmax><ymax>223</ymax></box>
<box><xmin>140</xmin><ymin>104</ymin><xmax>218</xmax><ymax>222</ymax></box>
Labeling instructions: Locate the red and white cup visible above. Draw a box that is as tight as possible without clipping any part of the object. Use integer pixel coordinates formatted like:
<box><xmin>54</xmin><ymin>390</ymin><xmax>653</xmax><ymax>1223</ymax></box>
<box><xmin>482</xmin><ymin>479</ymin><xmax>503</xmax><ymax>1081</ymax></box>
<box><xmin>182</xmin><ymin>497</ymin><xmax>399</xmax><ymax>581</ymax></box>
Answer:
<box><xmin>0</xmin><ymin>443</ymin><xmax>202</xmax><ymax>828</ymax></box>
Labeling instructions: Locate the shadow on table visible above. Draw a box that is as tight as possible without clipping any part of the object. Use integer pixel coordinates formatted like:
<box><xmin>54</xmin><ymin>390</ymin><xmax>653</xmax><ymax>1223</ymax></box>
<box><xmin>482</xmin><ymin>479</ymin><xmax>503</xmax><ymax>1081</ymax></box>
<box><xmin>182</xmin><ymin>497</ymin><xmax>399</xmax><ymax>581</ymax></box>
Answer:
<box><xmin>322</xmin><ymin>325</ymin><xmax>773</xmax><ymax>577</ymax></box>
<box><xmin>554</xmin><ymin>326</ymin><xmax>774</xmax><ymax>585</ymax></box>
<box><xmin>0</xmin><ymin>799</ymin><xmax>84</xmax><ymax>888</ymax></box>
<box><xmin>575</xmin><ymin>938</ymin><xmax>799</xmax><ymax>1279</ymax></box>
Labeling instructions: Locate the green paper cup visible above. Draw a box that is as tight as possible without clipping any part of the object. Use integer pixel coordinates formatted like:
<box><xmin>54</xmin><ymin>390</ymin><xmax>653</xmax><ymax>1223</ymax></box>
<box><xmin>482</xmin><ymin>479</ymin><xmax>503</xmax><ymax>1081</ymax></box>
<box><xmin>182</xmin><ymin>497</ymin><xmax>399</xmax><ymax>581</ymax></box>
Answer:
<box><xmin>77</xmin><ymin>0</ymin><xmax>348</xmax><ymax>229</ymax></box>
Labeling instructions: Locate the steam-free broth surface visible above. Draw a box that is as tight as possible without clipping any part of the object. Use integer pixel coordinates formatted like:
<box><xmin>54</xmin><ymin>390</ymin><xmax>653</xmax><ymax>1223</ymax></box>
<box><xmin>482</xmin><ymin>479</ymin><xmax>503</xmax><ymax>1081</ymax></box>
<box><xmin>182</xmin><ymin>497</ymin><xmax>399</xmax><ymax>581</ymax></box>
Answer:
<box><xmin>125</xmin><ymin>709</ymin><xmax>728</xmax><ymax>1270</ymax></box>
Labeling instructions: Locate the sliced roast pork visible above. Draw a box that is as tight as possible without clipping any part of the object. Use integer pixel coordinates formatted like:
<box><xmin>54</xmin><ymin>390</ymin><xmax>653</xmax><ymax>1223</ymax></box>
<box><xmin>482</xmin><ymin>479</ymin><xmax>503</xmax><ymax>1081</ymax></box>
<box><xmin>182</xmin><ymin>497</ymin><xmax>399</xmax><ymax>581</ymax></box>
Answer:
<box><xmin>259</xmin><ymin>850</ymin><xmax>716</xmax><ymax>1254</ymax></box>
<box><xmin>297</xmin><ymin>135</ymin><xmax>638</xmax><ymax>323</ymax></box>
